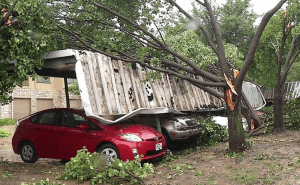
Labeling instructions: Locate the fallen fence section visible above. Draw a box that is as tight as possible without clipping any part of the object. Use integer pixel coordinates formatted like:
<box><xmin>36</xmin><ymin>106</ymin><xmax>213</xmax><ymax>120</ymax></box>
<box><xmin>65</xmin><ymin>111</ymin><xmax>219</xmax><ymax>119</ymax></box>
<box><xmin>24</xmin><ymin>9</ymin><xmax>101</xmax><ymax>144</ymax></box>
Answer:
<box><xmin>261</xmin><ymin>81</ymin><xmax>300</xmax><ymax>101</ymax></box>
<box><xmin>75</xmin><ymin>50</ymin><xmax>225</xmax><ymax>118</ymax></box>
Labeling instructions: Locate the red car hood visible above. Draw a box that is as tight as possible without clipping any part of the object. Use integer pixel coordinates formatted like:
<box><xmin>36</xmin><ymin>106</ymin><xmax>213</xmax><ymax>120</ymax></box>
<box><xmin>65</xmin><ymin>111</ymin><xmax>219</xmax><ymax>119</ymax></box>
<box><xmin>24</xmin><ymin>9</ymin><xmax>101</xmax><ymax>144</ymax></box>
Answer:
<box><xmin>107</xmin><ymin>124</ymin><xmax>161</xmax><ymax>140</ymax></box>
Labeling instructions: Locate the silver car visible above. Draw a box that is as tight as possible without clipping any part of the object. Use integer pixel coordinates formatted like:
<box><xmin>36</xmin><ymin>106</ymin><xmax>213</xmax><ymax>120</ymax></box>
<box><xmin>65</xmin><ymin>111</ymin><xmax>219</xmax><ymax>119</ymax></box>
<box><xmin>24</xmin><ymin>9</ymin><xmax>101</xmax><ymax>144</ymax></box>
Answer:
<box><xmin>129</xmin><ymin>114</ymin><xmax>202</xmax><ymax>148</ymax></box>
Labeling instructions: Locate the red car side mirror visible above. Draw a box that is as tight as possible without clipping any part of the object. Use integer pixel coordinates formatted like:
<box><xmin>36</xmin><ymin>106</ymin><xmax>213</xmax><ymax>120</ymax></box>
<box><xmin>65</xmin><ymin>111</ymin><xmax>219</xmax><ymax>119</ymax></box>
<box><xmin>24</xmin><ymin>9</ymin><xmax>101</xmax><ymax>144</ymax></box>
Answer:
<box><xmin>78</xmin><ymin>123</ymin><xmax>89</xmax><ymax>130</ymax></box>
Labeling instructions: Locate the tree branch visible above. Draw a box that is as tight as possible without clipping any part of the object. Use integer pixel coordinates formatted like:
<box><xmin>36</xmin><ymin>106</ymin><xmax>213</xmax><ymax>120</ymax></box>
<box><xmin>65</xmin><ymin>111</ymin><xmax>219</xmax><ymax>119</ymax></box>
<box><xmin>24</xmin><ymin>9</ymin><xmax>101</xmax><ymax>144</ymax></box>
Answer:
<box><xmin>280</xmin><ymin>49</ymin><xmax>300</xmax><ymax>87</ymax></box>
<box><xmin>203</xmin><ymin>0</ymin><xmax>228</xmax><ymax>76</ymax></box>
<box><xmin>190</xmin><ymin>81</ymin><xmax>224</xmax><ymax>99</ymax></box>
<box><xmin>153</xmin><ymin>22</ymin><xmax>167</xmax><ymax>46</ymax></box>
<box><xmin>236</xmin><ymin>0</ymin><xmax>287</xmax><ymax>87</ymax></box>
<box><xmin>58</xmin><ymin>24</ymin><xmax>225</xmax><ymax>88</ymax></box>
<box><xmin>56</xmin><ymin>16</ymin><xmax>161</xmax><ymax>49</ymax></box>
<box><xmin>270</xmin><ymin>38</ymin><xmax>279</xmax><ymax>56</ymax></box>
<box><xmin>167</xmin><ymin>0</ymin><xmax>218</xmax><ymax>55</ymax></box>
<box><xmin>0</xmin><ymin>1</ymin><xmax>17</xmax><ymax>28</ymax></box>
<box><xmin>160</xmin><ymin>59</ymin><xmax>198</xmax><ymax>75</ymax></box>
<box><xmin>90</xmin><ymin>1</ymin><xmax>222</xmax><ymax>82</ymax></box>
<box><xmin>110</xmin><ymin>166</ymin><xmax>146</xmax><ymax>185</ymax></box>
<box><xmin>280</xmin><ymin>34</ymin><xmax>300</xmax><ymax>86</ymax></box>
<box><xmin>241</xmin><ymin>92</ymin><xmax>261</xmax><ymax>127</ymax></box>
<box><xmin>275</xmin><ymin>11</ymin><xmax>289</xmax><ymax>94</ymax></box>
<box><xmin>195</xmin><ymin>0</ymin><xmax>205</xmax><ymax>7</ymax></box>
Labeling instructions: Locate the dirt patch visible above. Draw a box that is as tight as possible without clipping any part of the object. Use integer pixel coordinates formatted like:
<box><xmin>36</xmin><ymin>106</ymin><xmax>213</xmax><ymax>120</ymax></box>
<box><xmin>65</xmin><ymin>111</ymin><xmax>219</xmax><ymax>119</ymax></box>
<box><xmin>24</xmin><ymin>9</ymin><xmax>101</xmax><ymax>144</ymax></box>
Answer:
<box><xmin>2</xmin><ymin>126</ymin><xmax>300</xmax><ymax>184</ymax></box>
<box><xmin>148</xmin><ymin>131</ymin><xmax>300</xmax><ymax>185</ymax></box>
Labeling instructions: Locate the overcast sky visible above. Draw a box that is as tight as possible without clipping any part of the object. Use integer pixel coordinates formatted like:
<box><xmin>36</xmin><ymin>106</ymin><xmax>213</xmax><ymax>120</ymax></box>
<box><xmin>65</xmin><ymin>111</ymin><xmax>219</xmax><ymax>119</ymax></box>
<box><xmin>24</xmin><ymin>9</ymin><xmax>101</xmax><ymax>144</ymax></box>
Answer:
<box><xmin>176</xmin><ymin>0</ymin><xmax>286</xmax><ymax>24</ymax></box>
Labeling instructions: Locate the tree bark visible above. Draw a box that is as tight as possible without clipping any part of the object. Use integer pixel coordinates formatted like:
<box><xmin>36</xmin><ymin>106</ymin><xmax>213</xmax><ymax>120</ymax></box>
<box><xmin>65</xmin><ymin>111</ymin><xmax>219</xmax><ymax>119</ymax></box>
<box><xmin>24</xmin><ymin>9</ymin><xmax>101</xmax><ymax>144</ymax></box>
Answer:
<box><xmin>227</xmin><ymin>88</ymin><xmax>245</xmax><ymax>152</ymax></box>
<box><xmin>273</xmin><ymin>88</ymin><xmax>284</xmax><ymax>132</ymax></box>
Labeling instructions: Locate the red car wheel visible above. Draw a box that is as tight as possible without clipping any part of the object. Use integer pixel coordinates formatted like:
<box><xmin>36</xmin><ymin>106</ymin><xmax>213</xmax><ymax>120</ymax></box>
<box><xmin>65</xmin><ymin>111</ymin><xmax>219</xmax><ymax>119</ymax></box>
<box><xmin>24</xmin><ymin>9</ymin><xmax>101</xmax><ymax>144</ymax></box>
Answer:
<box><xmin>20</xmin><ymin>142</ymin><xmax>38</xmax><ymax>163</ymax></box>
<box><xmin>98</xmin><ymin>144</ymin><xmax>120</xmax><ymax>163</ymax></box>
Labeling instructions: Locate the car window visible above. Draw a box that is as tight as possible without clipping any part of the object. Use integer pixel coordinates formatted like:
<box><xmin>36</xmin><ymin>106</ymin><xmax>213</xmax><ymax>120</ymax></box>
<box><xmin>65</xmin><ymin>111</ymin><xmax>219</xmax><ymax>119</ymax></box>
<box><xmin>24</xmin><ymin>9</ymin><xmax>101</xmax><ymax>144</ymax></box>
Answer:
<box><xmin>61</xmin><ymin>111</ymin><xmax>78</xmax><ymax>128</ymax></box>
<box><xmin>60</xmin><ymin>111</ymin><xmax>101</xmax><ymax>130</ymax></box>
<box><xmin>88</xmin><ymin>120</ymin><xmax>102</xmax><ymax>131</ymax></box>
<box><xmin>30</xmin><ymin>114</ymin><xmax>39</xmax><ymax>123</ymax></box>
<box><xmin>36</xmin><ymin>112</ymin><xmax>57</xmax><ymax>125</ymax></box>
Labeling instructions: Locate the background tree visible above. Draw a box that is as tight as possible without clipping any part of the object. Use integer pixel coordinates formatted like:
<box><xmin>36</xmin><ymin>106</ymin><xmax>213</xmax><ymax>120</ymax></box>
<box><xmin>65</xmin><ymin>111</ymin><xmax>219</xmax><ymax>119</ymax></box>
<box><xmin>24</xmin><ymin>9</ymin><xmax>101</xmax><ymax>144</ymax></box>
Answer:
<box><xmin>0</xmin><ymin>0</ymin><xmax>58</xmax><ymax>104</ymax></box>
<box><xmin>251</xmin><ymin>0</ymin><xmax>300</xmax><ymax>132</ymax></box>
<box><xmin>192</xmin><ymin>0</ymin><xmax>258</xmax><ymax>56</ymax></box>
<box><xmin>49</xmin><ymin>0</ymin><xmax>286</xmax><ymax>152</ymax></box>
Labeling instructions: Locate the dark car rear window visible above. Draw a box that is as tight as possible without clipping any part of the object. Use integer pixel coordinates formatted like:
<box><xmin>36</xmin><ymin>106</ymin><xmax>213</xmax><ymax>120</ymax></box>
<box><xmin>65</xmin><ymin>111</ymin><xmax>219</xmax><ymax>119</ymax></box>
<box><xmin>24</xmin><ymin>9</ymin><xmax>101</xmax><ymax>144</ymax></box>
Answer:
<box><xmin>30</xmin><ymin>115</ymin><xmax>39</xmax><ymax>123</ymax></box>
<box><xmin>31</xmin><ymin>111</ymin><xmax>57</xmax><ymax>125</ymax></box>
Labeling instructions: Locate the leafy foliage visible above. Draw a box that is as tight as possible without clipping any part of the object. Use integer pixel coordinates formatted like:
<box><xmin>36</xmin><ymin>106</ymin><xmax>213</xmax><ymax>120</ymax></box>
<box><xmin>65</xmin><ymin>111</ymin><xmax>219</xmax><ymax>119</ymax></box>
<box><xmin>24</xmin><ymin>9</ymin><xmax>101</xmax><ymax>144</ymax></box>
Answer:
<box><xmin>68</xmin><ymin>83</ymin><xmax>80</xmax><ymax>96</ymax></box>
<box><xmin>283</xmin><ymin>98</ymin><xmax>300</xmax><ymax>129</ymax></box>
<box><xmin>250</xmin><ymin>0</ymin><xmax>300</xmax><ymax>87</ymax></box>
<box><xmin>51</xmin><ymin>0</ymin><xmax>172</xmax><ymax>58</ymax></box>
<box><xmin>225</xmin><ymin>151</ymin><xmax>244</xmax><ymax>160</ymax></box>
<box><xmin>57</xmin><ymin>147</ymin><xmax>99</xmax><ymax>182</ymax></box>
<box><xmin>0</xmin><ymin>0</ymin><xmax>59</xmax><ymax>104</ymax></box>
<box><xmin>191</xmin><ymin>0</ymin><xmax>258</xmax><ymax>56</ymax></box>
<box><xmin>249</xmin><ymin>10</ymin><xmax>287</xmax><ymax>87</ymax></box>
<box><xmin>261</xmin><ymin>106</ymin><xmax>274</xmax><ymax>122</ymax></box>
<box><xmin>262</xmin><ymin>98</ymin><xmax>300</xmax><ymax>130</ymax></box>
<box><xmin>197</xmin><ymin>116</ymin><xmax>229</xmax><ymax>145</ymax></box>
<box><xmin>217</xmin><ymin>0</ymin><xmax>258</xmax><ymax>56</ymax></box>
<box><xmin>57</xmin><ymin>147</ymin><xmax>154</xmax><ymax>185</ymax></box>
<box><xmin>164</xmin><ymin>29</ymin><xmax>244</xmax><ymax>69</ymax></box>
<box><xmin>247</xmin><ymin>0</ymin><xmax>300</xmax><ymax>132</ymax></box>
<box><xmin>160</xmin><ymin>149</ymin><xmax>176</xmax><ymax>164</ymax></box>
<box><xmin>0</xmin><ymin>128</ymin><xmax>10</xmax><ymax>137</ymax></box>
<box><xmin>0</xmin><ymin>118</ymin><xmax>16</xmax><ymax>126</ymax></box>
<box><xmin>91</xmin><ymin>157</ymin><xmax>153</xmax><ymax>185</ymax></box>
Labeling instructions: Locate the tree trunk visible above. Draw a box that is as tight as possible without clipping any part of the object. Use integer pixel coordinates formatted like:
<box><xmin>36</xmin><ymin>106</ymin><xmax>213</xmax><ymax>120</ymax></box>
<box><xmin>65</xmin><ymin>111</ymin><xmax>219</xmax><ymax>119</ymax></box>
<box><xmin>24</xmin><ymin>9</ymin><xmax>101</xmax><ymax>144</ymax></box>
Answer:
<box><xmin>227</xmin><ymin>94</ymin><xmax>245</xmax><ymax>152</ymax></box>
<box><xmin>273</xmin><ymin>89</ymin><xmax>284</xmax><ymax>132</ymax></box>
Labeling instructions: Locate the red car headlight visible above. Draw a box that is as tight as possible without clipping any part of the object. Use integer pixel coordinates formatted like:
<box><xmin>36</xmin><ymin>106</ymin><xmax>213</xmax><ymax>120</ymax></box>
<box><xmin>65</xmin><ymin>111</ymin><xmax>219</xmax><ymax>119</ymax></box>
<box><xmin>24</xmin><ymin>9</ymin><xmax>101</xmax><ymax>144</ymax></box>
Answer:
<box><xmin>121</xmin><ymin>134</ymin><xmax>142</xmax><ymax>142</ymax></box>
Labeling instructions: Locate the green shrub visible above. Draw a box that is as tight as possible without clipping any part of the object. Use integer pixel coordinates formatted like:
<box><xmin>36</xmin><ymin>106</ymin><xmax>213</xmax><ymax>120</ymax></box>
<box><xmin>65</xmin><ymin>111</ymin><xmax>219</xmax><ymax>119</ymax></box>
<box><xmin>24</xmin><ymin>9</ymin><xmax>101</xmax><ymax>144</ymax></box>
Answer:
<box><xmin>283</xmin><ymin>98</ymin><xmax>300</xmax><ymax>130</ymax></box>
<box><xmin>57</xmin><ymin>147</ymin><xmax>154</xmax><ymax>185</ymax></box>
<box><xmin>91</xmin><ymin>157</ymin><xmax>154</xmax><ymax>185</ymax></box>
<box><xmin>160</xmin><ymin>149</ymin><xmax>176</xmax><ymax>164</ymax></box>
<box><xmin>261</xmin><ymin>106</ymin><xmax>273</xmax><ymax>122</ymax></box>
<box><xmin>57</xmin><ymin>147</ymin><xmax>99</xmax><ymax>182</ymax></box>
<box><xmin>0</xmin><ymin>128</ymin><xmax>11</xmax><ymax>138</ymax></box>
<box><xmin>261</xmin><ymin>98</ymin><xmax>300</xmax><ymax>131</ymax></box>
<box><xmin>197</xmin><ymin>116</ymin><xmax>229</xmax><ymax>146</ymax></box>
<box><xmin>0</xmin><ymin>118</ymin><xmax>17</xmax><ymax>126</ymax></box>
<box><xmin>261</xmin><ymin>106</ymin><xmax>274</xmax><ymax>134</ymax></box>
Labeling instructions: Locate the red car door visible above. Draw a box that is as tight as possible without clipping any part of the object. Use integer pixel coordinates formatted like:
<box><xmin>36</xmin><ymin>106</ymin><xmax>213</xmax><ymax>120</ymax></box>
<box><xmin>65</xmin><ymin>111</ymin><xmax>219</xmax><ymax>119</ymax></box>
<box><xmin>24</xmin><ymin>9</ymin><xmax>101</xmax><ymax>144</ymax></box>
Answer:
<box><xmin>32</xmin><ymin>111</ymin><xmax>64</xmax><ymax>159</ymax></box>
<box><xmin>58</xmin><ymin>110</ymin><xmax>101</xmax><ymax>159</ymax></box>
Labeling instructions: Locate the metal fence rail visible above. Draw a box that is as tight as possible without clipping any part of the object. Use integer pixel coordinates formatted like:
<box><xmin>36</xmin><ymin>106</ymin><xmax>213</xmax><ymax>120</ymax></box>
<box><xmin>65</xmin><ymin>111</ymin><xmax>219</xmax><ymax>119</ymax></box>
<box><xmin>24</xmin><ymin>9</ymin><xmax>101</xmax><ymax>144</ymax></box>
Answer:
<box><xmin>261</xmin><ymin>81</ymin><xmax>300</xmax><ymax>100</ymax></box>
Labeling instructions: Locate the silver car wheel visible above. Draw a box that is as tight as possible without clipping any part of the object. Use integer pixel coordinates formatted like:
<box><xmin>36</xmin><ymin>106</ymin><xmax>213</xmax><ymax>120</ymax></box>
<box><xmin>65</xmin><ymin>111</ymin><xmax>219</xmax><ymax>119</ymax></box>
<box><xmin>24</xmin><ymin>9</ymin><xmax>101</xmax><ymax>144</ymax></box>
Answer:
<box><xmin>22</xmin><ymin>145</ymin><xmax>33</xmax><ymax>161</ymax></box>
<box><xmin>101</xmin><ymin>148</ymin><xmax>118</xmax><ymax>162</ymax></box>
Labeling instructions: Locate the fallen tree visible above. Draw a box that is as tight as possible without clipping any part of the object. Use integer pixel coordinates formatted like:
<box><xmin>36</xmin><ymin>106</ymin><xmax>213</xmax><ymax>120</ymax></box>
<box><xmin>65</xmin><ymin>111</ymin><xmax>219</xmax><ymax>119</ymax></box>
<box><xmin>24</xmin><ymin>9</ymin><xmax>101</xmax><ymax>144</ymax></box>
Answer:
<box><xmin>49</xmin><ymin>0</ymin><xmax>287</xmax><ymax>152</ymax></box>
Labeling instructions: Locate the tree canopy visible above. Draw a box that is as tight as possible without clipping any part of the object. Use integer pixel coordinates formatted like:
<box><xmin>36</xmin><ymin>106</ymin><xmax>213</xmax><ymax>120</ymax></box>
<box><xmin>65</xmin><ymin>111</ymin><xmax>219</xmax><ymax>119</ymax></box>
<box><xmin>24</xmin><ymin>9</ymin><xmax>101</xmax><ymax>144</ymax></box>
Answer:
<box><xmin>0</xmin><ymin>0</ymin><xmax>58</xmax><ymax>104</ymax></box>
<box><xmin>191</xmin><ymin>0</ymin><xmax>258</xmax><ymax>56</ymax></box>
<box><xmin>247</xmin><ymin>0</ymin><xmax>300</xmax><ymax>132</ymax></box>
<box><xmin>251</xmin><ymin>0</ymin><xmax>300</xmax><ymax>87</ymax></box>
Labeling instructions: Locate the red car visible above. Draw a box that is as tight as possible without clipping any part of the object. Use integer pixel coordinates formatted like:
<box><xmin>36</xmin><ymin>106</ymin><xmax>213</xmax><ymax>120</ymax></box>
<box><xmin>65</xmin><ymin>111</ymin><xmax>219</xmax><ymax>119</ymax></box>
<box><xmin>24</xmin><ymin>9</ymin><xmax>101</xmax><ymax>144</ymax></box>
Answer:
<box><xmin>12</xmin><ymin>108</ymin><xmax>167</xmax><ymax>163</ymax></box>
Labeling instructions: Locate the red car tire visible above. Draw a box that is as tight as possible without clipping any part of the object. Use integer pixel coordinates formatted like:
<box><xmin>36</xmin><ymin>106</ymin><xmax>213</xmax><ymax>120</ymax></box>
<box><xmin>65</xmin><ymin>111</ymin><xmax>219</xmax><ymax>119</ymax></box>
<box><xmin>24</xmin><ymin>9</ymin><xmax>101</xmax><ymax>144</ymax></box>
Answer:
<box><xmin>98</xmin><ymin>144</ymin><xmax>120</xmax><ymax>163</ymax></box>
<box><xmin>20</xmin><ymin>142</ymin><xmax>38</xmax><ymax>163</ymax></box>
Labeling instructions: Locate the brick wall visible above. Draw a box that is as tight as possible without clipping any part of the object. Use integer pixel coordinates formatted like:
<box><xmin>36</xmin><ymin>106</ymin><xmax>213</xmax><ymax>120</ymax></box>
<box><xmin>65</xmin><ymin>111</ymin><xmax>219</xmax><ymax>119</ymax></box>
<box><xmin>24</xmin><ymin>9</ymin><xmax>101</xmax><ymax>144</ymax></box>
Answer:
<box><xmin>0</xmin><ymin>86</ymin><xmax>81</xmax><ymax>119</ymax></box>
